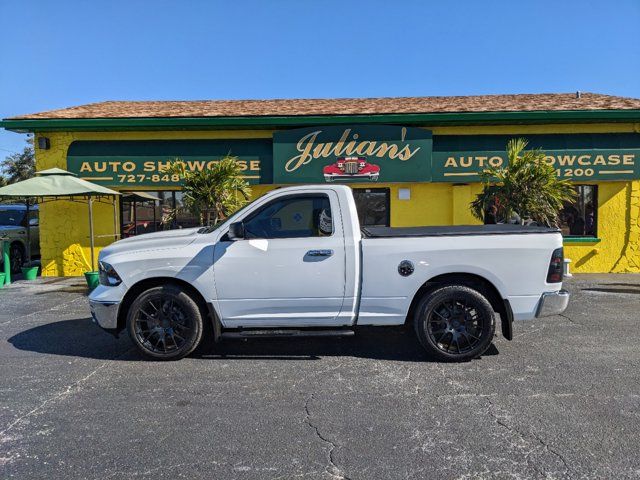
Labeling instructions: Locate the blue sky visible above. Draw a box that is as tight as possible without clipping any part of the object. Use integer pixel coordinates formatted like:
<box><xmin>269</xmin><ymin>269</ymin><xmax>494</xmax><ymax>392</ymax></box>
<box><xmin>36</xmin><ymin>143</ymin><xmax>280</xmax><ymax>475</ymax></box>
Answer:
<box><xmin>1</xmin><ymin>0</ymin><xmax>639</xmax><ymax>156</ymax></box>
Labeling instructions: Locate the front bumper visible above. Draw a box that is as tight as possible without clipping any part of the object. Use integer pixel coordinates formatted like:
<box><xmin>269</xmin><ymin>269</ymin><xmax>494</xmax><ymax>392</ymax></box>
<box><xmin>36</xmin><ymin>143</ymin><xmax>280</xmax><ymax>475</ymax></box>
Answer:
<box><xmin>89</xmin><ymin>299</ymin><xmax>120</xmax><ymax>330</ymax></box>
<box><xmin>535</xmin><ymin>289</ymin><xmax>570</xmax><ymax>317</ymax></box>
<box><xmin>89</xmin><ymin>283</ymin><xmax>127</xmax><ymax>331</ymax></box>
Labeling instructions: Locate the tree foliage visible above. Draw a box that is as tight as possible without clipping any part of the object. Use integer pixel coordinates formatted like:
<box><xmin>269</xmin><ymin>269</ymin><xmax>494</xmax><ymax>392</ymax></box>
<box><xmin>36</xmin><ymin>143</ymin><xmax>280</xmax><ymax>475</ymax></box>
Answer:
<box><xmin>1</xmin><ymin>137</ymin><xmax>35</xmax><ymax>184</ymax></box>
<box><xmin>470</xmin><ymin>138</ymin><xmax>576</xmax><ymax>227</ymax></box>
<box><xmin>164</xmin><ymin>156</ymin><xmax>252</xmax><ymax>226</ymax></box>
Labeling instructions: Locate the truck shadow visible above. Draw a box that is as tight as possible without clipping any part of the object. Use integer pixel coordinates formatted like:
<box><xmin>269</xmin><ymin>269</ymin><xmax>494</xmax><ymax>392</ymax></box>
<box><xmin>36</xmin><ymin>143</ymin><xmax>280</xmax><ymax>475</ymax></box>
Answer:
<box><xmin>195</xmin><ymin>330</ymin><xmax>499</xmax><ymax>362</ymax></box>
<box><xmin>7</xmin><ymin>319</ymin><xmax>499</xmax><ymax>363</ymax></box>
<box><xmin>7</xmin><ymin>318</ymin><xmax>135</xmax><ymax>361</ymax></box>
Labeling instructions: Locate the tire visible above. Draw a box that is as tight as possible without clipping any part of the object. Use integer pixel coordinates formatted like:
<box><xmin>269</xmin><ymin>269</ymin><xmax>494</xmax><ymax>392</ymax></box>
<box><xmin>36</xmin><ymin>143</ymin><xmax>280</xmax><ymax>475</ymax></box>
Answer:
<box><xmin>126</xmin><ymin>284</ymin><xmax>204</xmax><ymax>360</ymax></box>
<box><xmin>413</xmin><ymin>285</ymin><xmax>496</xmax><ymax>362</ymax></box>
<box><xmin>10</xmin><ymin>243</ymin><xmax>25</xmax><ymax>274</ymax></box>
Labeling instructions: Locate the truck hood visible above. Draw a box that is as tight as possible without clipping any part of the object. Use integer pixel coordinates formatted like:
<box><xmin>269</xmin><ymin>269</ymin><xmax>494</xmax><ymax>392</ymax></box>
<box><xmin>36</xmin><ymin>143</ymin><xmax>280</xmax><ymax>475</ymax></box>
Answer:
<box><xmin>101</xmin><ymin>227</ymin><xmax>202</xmax><ymax>258</ymax></box>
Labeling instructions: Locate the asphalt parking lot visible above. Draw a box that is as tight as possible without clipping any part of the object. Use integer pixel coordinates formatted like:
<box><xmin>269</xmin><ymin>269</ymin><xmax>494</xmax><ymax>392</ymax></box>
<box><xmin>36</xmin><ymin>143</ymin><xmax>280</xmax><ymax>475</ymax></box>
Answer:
<box><xmin>1</xmin><ymin>275</ymin><xmax>639</xmax><ymax>479</ymax></box>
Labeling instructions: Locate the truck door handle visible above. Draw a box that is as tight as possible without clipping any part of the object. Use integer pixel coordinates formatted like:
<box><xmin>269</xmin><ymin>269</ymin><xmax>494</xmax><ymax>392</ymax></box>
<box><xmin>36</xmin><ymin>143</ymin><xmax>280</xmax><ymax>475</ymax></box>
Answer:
<box><xmin>306</xmin><ymin>249</ymin><xmax>334</xmax><ymax>257</ymax></box>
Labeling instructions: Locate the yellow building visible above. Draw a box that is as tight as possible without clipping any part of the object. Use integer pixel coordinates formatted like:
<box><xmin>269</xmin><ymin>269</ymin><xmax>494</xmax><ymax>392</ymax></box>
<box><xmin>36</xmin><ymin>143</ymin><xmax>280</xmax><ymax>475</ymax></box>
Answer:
<box><xmin>2</xmin><ymin>93</ymin><xmax>640</xmax><ymax>275</ymax></box>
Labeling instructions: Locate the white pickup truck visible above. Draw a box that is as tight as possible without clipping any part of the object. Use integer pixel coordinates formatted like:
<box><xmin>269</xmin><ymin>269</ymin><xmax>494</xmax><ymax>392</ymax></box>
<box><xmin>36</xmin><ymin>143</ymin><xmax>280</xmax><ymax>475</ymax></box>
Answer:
<box><xmin>89</xmin><ymin>185</ymin><xmax>569</xmax><ymax>362</ymax></box>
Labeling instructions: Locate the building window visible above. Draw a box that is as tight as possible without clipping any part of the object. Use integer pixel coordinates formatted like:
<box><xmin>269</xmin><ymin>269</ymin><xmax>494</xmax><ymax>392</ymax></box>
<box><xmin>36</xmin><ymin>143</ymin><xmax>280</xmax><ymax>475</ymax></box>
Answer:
<box><xmin>559</xmin><ymin>185</ymin><xmax>597</xmax><ymax>237</ymax></box>
<box><xmin>174</xmin><ymin>192</ymin><xmax>200</xmax><ymax>229</ymax></box>
<box><xmin>352</xmin><ymin>188</ymin><xmax>390</xmax><ymax>227</ymax></box>
<box><xmin>120</xmin><ymin>190</ymin><xmax>201</xmax><ymax>237</ymax></box>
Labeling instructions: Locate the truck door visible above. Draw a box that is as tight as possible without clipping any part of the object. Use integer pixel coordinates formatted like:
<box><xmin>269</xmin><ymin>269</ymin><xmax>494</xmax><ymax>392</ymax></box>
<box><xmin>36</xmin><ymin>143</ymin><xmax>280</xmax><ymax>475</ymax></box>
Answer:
<box><xmin>213</xmin><ymin>192</ymin><xmax>347</xmax><ymax>328</ymax></box>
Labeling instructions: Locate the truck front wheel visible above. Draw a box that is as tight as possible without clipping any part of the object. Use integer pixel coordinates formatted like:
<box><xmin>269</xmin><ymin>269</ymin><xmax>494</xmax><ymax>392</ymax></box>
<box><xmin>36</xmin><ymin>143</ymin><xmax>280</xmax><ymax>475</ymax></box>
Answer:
<box><xmin>413</xmin><ymin>285</ymin><xmax>495</xmax><ymax>362</ymax></box>
<box><xmin>126</xmin><ymin>285</ymin><xmax>204</xmax><ymax>360</ymax></box>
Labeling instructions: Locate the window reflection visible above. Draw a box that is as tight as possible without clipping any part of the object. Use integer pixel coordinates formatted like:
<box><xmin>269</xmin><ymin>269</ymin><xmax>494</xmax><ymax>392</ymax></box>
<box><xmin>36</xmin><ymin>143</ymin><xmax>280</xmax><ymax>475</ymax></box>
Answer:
<box><xmin>174</xmin><ymin>192</ymin><xmax>199</xmax><ymax>229</ymax></box>
<box><xmin>121</xmin><ymin>191</ymin><xmax>203</xmax><ymax>237</ymax></box>
<box><xmin>559</xmin><ymin>185</ymin><xmax>597</xmax><ymax>237</ymax></box>
<box><xmin>352</xmin><ymin>188</ymin><xmax>390</xmax><ymax>227</ymax></box>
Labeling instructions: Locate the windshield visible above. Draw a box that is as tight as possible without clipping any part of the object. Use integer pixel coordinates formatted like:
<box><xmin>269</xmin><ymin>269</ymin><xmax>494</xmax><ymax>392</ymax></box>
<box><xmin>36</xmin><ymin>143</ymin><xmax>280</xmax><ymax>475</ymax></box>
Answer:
<box><xmin>198</xmin><ymin>196</ymin><xmax>264</xmax><ymax>234</ymax></box>
<box><xmin>0</xmin><ymin>209</ymin><xmax>25</xmax><ymax>226</ymax></box>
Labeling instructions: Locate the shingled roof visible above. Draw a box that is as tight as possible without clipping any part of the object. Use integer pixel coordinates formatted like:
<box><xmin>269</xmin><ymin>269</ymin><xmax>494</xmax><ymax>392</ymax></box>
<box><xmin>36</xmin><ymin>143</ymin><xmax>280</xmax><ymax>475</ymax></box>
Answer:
<box><xmin>9</xmin><ymin>93</ymin><xmax>640</xmax><ymax>120</ymax></box>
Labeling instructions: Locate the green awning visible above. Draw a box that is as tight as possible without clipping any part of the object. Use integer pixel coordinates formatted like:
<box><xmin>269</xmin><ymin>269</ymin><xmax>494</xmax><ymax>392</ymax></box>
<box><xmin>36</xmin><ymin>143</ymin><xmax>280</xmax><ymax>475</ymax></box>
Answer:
<box><xmin>120</xmin><ymin>191</ymin><xmax>160</xmax><ymax>202</ymax></box>
<box><xmin>0</xmin><ymin>168</ymin><xmax>120</xmax><ymax>273</ymax></box>
<box><xmin>0</xmin><ymin>168</ymin><xmax>119</xmax><ymax>199</ymax></box>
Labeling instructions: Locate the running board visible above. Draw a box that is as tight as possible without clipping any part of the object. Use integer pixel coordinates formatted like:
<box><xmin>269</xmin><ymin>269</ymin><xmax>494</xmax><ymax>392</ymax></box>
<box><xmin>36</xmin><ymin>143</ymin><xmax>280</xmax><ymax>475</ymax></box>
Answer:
<box><xmin>220</xmin><ymin>329</ymin><xmax>355</xmax><ymax>339</ymax></box>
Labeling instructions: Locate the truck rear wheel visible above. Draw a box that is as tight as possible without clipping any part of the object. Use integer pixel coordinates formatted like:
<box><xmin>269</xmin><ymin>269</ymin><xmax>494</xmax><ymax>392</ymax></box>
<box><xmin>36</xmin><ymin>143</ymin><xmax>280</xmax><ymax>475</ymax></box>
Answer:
<box><xmin>126</xmin><ymin>285</ymin><xmax>204</xmax><ymax>360</ymax></box>
<box><xmin>414</xmin><ymin>285</ymin><xmax>495</xmax><ymax>362</ymax></box>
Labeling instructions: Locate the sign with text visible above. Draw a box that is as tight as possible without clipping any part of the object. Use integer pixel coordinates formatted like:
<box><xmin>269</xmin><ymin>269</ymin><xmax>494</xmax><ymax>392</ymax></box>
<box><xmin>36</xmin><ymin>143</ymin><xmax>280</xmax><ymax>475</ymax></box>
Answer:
<box><xmin>433</xmin><ymin>134</ymin><xmax>640</xmax><ymax>182</ymax></box>
<box><xmin>67</xmin><ymin>139</ymin><xmax>273</xmax><ymax>187</ymax></box>
<box><xmin>273</xmin><ymin>125</ymin><xmax>432</xmax><ymax>183</ymax></box>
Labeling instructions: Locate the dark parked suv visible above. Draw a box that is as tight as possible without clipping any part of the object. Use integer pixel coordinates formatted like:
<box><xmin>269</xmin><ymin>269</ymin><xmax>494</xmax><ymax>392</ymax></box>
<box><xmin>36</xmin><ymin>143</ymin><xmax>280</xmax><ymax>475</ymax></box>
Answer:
<box><xmin>0</xmin><ymin>204</ymin><xmax>39</xmax><ymax>273</ymax></box>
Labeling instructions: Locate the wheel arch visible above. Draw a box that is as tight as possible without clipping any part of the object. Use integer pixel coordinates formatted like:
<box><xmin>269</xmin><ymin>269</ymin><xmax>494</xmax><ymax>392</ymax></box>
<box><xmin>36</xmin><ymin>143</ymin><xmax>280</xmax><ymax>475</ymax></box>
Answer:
<box><xmin>405</xmin><ymin>272</ymin><xmax>513</xmax><ymax>340</ymax></box>
<box><xmin>116</xmin><ymin>277</ymin><xmax>218</xmax><ymax>336</ymax></box>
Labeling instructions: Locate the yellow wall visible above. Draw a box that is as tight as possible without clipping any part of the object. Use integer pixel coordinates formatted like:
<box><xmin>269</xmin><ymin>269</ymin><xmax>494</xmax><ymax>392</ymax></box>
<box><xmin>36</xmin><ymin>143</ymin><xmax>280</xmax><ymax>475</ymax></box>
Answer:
<box><xmin>564</xmin><ymin>181</ymin><xmax>640</xmax><ymax>273</ymax></box>
<box><xmin>34</xmin><ymin>124</ymin><xmax>640</xmax><ymax>276</ymax></box>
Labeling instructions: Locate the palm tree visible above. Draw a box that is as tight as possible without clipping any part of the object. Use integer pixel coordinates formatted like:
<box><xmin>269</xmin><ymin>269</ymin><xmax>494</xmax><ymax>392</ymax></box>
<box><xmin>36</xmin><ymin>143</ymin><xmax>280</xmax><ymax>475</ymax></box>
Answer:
<box><xmin>470</xmin><ymin>138</ymin><xmax>576</xmax><ymax>227</ymax></box>
<box><xmin>165</xmin><ymin>156</ymin><xmax>252</xmax><ymax>226</ymax></box>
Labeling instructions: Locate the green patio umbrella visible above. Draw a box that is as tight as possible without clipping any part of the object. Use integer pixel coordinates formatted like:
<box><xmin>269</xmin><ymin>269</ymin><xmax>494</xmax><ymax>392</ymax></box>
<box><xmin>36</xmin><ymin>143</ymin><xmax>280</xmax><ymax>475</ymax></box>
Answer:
<box><xmin>0</xmin><ymin>168</ymin><xmax>120</xmax><ymax>276</ymax></box>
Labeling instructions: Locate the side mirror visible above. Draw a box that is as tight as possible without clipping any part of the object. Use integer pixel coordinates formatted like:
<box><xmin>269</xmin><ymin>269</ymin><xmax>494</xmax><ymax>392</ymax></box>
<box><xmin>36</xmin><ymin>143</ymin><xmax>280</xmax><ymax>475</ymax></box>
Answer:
<box><xmin>29</xmin><ymin>218</ymin><xmax>39</xmax><ymax>227</ymax></box>
<box><xmin>227</xmin><ymin>222</ymin><xmax>245</xmax><ymax>241</ymax></box>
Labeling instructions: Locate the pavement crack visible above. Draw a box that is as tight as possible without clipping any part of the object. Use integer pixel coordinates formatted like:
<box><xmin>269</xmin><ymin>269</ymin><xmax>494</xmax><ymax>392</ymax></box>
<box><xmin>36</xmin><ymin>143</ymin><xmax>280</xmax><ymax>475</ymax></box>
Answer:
<box><xmin>529</xmin><ymin>429</ymin><xmax>572</xmax><ymax>474</ymax></box>
<box><xmin>559</xmin><ymin>313</ymin><xmax>582</xmax><ymax>327</ymax></box>
<box><xmin>304</xmin><ymin>393</ymin><xmax>351</xmax><ymax>480</ymax></box>
<box><xmin>486</xmin><ymin>399</ymin><xmax>573</xmax><ymax>477</ymax></box>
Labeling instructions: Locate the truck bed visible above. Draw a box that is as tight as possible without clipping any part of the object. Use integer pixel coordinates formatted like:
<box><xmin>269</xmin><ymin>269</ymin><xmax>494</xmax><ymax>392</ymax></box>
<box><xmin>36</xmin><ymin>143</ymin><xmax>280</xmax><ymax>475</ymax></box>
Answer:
<box><xmin>362</xmin><ymin>224</ymin><xmax>559</xmax><ymax>238</ymax></box>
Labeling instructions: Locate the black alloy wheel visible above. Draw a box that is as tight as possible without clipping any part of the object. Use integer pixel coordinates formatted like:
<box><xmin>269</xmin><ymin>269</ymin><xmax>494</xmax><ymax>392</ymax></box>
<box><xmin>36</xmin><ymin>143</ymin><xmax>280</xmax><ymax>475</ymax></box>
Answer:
<box><xmin>10</xmin><ymin>243</ymin><xmax>24</xmax><ymax>274</ymax></box>
<box><xmin>414</xmin><ymin>285</ymin><xmax>495</xmax><ymax>362</ymax></box>
<box><xmin>127</xmin><ymin>285</ymin><xmax>204</xmax><ymax>360</ymax></box>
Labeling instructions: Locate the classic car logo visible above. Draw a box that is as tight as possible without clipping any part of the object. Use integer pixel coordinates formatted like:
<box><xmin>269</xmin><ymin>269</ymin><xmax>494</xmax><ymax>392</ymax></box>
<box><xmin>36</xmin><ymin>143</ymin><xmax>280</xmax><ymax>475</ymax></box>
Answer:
<box><xmin>322</xmin><ymin>157</ymin><xmax>381</xmax><ymax>182</ymax></box>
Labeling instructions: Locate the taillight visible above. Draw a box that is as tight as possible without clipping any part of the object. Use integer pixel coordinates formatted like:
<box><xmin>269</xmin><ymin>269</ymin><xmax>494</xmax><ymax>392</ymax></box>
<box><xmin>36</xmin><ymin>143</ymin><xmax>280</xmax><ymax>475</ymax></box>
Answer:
<box><xmin>547</xmin><ymin>247</ymin><xmax>564</xmax><ymax>283</ymax></box>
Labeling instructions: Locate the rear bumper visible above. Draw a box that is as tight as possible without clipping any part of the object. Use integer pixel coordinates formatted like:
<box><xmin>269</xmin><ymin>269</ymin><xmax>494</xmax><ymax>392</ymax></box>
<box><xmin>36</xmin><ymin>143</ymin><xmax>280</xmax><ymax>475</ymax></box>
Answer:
<box><xmin>535</xmin><ymin>289</ymin><xmax>570</xmax><ymax>317</ymax></box>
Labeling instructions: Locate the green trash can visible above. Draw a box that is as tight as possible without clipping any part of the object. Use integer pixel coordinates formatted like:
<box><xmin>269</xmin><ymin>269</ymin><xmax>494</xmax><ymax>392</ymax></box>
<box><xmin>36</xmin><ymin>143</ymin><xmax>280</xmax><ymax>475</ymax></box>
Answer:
<box><xmin>21</xmin><ymin>265</ymin><xmax>39</xmax><ymax>280</ymax></box>
<box><xmin>84</xmin><ymin>271</ymin><xmax>100</xmax><ymax>290</ymax></box>
<box><xmin>1</xmin><ymin>239</ymin><xmax>9</xmax><ymax>286</ymax></box>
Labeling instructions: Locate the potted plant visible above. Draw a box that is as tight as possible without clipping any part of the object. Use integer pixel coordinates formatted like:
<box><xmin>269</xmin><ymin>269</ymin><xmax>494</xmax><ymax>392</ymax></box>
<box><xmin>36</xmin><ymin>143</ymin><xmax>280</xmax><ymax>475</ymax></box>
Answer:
<box><xmin>84</xmin><ymin>270</ymin><xmax>100</xmax><ymax>290</ymax></box>
<box><xmin>20</xmin><ymin>261</ymin><xmax>39</xmax><ymax>280</ymax></box>
<box><xmin>470</xmin><ymin>138</ymin><xmax>576</xmax><ymax>226</ymax></box>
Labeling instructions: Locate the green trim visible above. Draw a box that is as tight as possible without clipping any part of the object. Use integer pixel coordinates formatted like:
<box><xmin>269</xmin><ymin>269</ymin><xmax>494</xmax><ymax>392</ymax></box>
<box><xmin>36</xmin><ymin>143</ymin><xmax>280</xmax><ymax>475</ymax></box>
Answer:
<box><xmin>563</xmin><ymin>237</ymin><xmax>601</xmax><ymax>244</ymax></box>
<box><xmin>2</xmin><ymin>109</ymin><xmax>640</xmax><ymax>132</ymax></box>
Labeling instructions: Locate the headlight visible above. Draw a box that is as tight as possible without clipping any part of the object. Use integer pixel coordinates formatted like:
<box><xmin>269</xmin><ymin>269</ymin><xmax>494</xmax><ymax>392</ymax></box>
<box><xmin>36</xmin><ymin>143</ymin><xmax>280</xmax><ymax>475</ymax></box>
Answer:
<box><xmin>98</xmin><ymin>261</ymin><xmax>122</xmax><ymax>286</ymax></box>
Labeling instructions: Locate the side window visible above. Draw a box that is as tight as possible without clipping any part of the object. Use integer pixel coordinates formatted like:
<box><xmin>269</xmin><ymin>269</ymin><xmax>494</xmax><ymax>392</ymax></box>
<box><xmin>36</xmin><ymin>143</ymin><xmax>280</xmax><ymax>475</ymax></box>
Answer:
<box><xmin>243</xmin><ymin>195</ymin><xmax>333</xmax><ymax>239</ymax></box>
